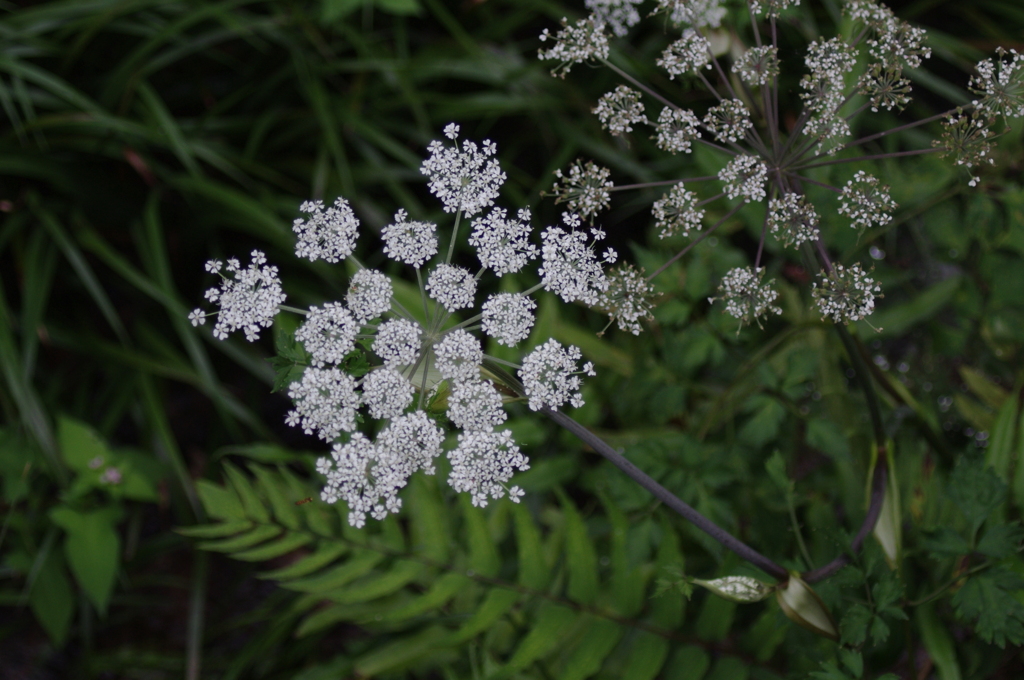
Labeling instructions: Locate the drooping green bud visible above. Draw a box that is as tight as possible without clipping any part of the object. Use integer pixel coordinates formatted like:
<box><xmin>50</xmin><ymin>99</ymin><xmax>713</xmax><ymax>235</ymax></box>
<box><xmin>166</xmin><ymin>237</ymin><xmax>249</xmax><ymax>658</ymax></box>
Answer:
<box><xmin>775</xmin><ymin>573</ymin><xmax>838</xmax><ymax>640</ymax></box>
<box><xmin>692</xmin><ymin>576</ymin><xmax>772</xmax><ymax>603</ymax></box>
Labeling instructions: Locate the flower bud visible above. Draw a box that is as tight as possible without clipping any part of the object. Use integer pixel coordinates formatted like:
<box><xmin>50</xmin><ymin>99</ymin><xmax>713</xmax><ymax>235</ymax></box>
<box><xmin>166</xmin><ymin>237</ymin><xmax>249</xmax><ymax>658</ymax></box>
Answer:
<box><xmin>692</xmin><ymin>576</ymin><xmax>772</xmax><ymax>603</ymax></box>
<box><xmin>775</xmin><ymin>573</ymin><xmax>838</xmax><ymax>640</ymax></box>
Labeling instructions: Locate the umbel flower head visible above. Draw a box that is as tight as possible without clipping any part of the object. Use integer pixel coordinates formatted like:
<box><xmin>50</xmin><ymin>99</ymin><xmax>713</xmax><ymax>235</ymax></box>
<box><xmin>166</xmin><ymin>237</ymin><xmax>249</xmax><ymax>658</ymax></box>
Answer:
<box><xmin>539</xmin><ymin>0</ymin><xmax>1013</xmax><ymax>331</ymax></box>
<box><xmin>191</xmin><ymin>124</ymin><xmax>617</xmax><ymax>527</ymax></box>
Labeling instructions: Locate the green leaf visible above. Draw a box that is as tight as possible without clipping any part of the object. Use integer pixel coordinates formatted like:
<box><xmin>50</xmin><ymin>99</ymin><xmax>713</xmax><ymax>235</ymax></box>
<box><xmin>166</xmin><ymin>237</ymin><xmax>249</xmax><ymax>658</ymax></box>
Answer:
<box><xmin>198</xmin><ymin>525</ymin><xmax>282</xmax><ymax>553</ymax></box>
<box><xmin>840</xmin><ymin>603</ymin><xmax>872</xmax><ymax>646</ymax></box>
<box><xmin>196</xmin><ymin>479</ymin><xmax>246</xmax><ymax>520</ymax></box>
<box><xmin>28</xmin><ymin>547</ymin><xmax>74</xmax><ymax>645</ymax></box>
<box><xmin>175</xmin><ymin>520</ymin><xmax>254</xmax><ymax>539</ymax></box>
<box><xmin>327</xmin><ymin>559</ymin><xmax>421</xmax><ymax>604</ymax></box>
<box><xmin>231</xmin><ymin>532</ymin><xmax>312</xmax><ymax>562</ymax></box>
<box><xmin>948</xmin><ymin>456</ymin><xmax>1006</xmax><ymax>536</ymax></box>
<box><xmin>283</xmin><ymin>550</ymin><xmax>384</xmax><ymax>593</ymax></box>
<box><xmin>620</xmin><ymin>632</ymin><xmax>670</xmax><ymax>680</ymax></box>
<box><xmin>461</xmin><ymin>496</ymin><xmax>499</xmax><ymax>578</ymax></box>
<box><xmin>556</xmin><ymin>488</ymin><xmax>599</xmax><ymax>605</ymax></box>
<box><xmin>959</xmin><ymin>366</ymin><xmax>1009</xmax><ymax>410</ymax></box>
<box><xmin>976</xmin><ymin>523</ymin><xmax>1024</xmax><ymax>559</ymax></box>
<box><xmin>952</xmin><ymin>568</ymin><xmax>1024</xmax><ymax>647</ymax></box>
<box><xmin>765</xmin><ymin>450</ymin><xmax>793</xmax><ymax>492</ymax></box>
<box><xmin>251</xmin><ymin>465</ymin><xmax>300</xmax><ymax>530</ymax></box>
<box><xmin>496</xmin><ymin>602</ymin><xmax>577</xmax><ymax>676</ymax></box>
<box><xmin>57</xmin><ymin>416</ymin><xmax>110</xmax><ymax>472</ymax></box>
<box><xmin>869</xmin><ymin>275</ymin><xmax>961</xmax><ymax>338</ymax></box>
<box><xmin>986</xmin><ymin>393</ymin><xmax>1019</xmax><ymax>478</ymax></box>
<box><xmin>923</xmin><ymin>527</ymin><xmax>972</xmax><ymax>556</ymax></box>
<box><xmin>380</xmin><ymin>572</ymin><xmax>469</xmax><ymax>622</ymax></box>
<box><xmin>663</xmin><ymin>644</ymin><xmax>710</xmax><ymax>680</ymax></box>
<box><xmin>739</xmin><ymin>398</ymin><xmax>785</xmax><ymax>448</ymax></box>
<box><xmin>706</xmin><ymin>656</ymin><xmax>748</xmax><ymax>680</ymax></box>
<box><xmin>407</xmin><ymin>474</ymin><xmax>450</xmax><ymax>563</ymax></box>
<box><xmin>558</xmin><ymin>618</ymin><xmax>623</xmax><ymax>680</ymax></box>
<box><xmin>354</xmin><ymin>626</ymin><xmax>449</xmax><ymax>677</ymax></box>
<box><xmin>444</xmin><ymin>587</ymin><xmax>518</xmax><ymax>644</ymax></box>
<box><xmin>223</xmin><ymin>462</ymin><xmax>270</xmax><ymax>523</ymax></box>
<box><xmin>50</xmin><ymin>506</ymin><xmax>119</xmax><ymax>616</ymax></box>
<box><xmin>917</xmin><ymin>602</ymin><xmax>962</xmax><ymax>680</ymax></box>
<box><xmin>259</xmin><ymin>542</ymin><xmax>348</xmax><ymax>581</ymax></box>
<box><xmin>513</xmin><ymin>502</ymin><xmax>549</xmax><ymax>591</ymax></box>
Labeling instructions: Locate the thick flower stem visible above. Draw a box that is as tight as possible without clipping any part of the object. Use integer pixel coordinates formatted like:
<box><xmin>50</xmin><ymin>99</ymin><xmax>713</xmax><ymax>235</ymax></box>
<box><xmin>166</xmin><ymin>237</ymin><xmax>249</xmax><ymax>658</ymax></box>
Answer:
<box><xmin>542</xmin><ymin>407</ymin><xmax>789</xmax><ymax>580</ymax></box>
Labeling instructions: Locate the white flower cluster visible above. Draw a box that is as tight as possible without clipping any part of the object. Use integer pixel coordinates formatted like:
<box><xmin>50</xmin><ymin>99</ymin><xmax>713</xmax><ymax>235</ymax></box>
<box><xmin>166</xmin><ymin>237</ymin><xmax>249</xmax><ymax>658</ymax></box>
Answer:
<box><xmin>812</xmin><ymin>262</ymin><xmax>882</xmax><ymax>324</ymax></box>
<box><xmin>599</xmin><ymin>264</ymin><xmax>657</xmax><ymax>335</ymax></box>
<box><xmin>538</xmin><ymin>16</ymin><xmax>610</xmax><ymax>78</ymax></box>
<box><xmin>935</xmin><ymin>109</ymin><xmax>994</xmax><ymax>187</ymax></box>
<box><xmin>657</xmin><ymin>29</ymin><xmax>712</xmax><ymax>78</ymax></box>
<box><xmin>549</xmin><ymin>159</ymin><xmax>614</xmax><ymax>221</ymax></box>
<box><xmin>838</xmin><ymin>171</ymin><xmax>897</xmax><ymax>231</ymax></box>
<box><xmin>750</xmin><ymin>0</ymin><xmax>799</xmax><ymax>18</ymax></box>
<box><xmin>710</xmin><ymin>266</ymin><xmax>782</xmax><ymax>329</ymax></box>
<box><xmin>585</xmin><ymin>0</ymin><xmax>643</xmax><ymax>38</ymax></box>
<box><xmin>593</xmin><ymin>85</ymin><xmax>647</xmax><ymax>136</ymax></box>
<box><xmin>193</xmin><ymin>126</ymin><xmax>625</xmax><ymax>525</ymax></box>
<box><xmin>653</xmin><ymin>183</ymin><xmax>705</xmax><ymax>239</ymax></box>
<box><xmin>653</xmin><ymin>107</ymin><xmax>702</xmax><ymax>154</ymax></box>
<box><xmin>732</xmin><ymin>46</ymin><xmax>780</xmax><ymax>88</ymax></box>
<box><xmin>970</xmin><ymin>47</ymin><xmax>1024</xmax><ymax>120</ymax></box>
<box><xmin>719</xmin><ymin>155</ymin><xmax>769</xmax><ymax>203</ymax></box>
<box><xmin>703</xmin><ymin>99</ymin><xmax>754</xmax><ymax>144</ymax></box>
<box><xmin>654</xmin><ymin>0</ymin><xmax>726</xmax><ymax>29</ymax></box>
<box><xmin>768</xmin><ymin>193</ymin><xmax>820</xmax><ymax>248</ymax></box>
<box><xmin>189</xmin><ymin>250</ymin><xmax>286</xmax><ymax>342</ymax></box>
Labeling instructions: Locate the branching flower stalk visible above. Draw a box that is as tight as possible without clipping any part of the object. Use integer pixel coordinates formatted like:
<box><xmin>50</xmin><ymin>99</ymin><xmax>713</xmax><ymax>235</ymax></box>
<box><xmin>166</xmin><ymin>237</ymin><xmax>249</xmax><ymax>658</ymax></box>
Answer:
<box><xmin>539</xmin><ymin>0</ymin><xmax>1022</xmax><ymax>331</ymax></box>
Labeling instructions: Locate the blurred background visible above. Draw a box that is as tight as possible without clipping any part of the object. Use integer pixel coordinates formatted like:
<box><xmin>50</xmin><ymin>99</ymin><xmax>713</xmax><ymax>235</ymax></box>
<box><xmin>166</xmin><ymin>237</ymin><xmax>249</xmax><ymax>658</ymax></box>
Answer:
<box><xmin>1</xmin><ymin>0</ymin><xmax>1023</xmax><ymax>678</ymax></box>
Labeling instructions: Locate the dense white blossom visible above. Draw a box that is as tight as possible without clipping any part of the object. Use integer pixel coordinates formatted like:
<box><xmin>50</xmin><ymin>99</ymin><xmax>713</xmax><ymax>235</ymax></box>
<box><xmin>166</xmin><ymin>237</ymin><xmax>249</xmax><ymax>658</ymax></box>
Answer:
<box><xmin>593</xmin><ymin>85</ymin><xmax>647</xmax><ymax>135</ymax></box>
<box><xmin>719</xmin><ymin>155</ymin><xmax>769</xmax><ymax>203</ymax></box>
<box><xmin>970</xmin><ymin>48</ymin><xmax>1024</xmax><ymax>120</ymax></box>
<box><xmin>447</xmin><ymin>430</ymin><xmax>528</xmax><ymax>507</ymax></box>
<box><xmin>585</xmin><ymin>0</ymin><xmax>644</xmax><ymax>37</ymax></box>
<box><xmin>768</xmin><ymin>193</ymin><xmax>820</xmax><ymax>248</ymax></box>
<box><xmin>653</xmin><ymin>183</ymin><xmax>705</xmax><ymax>239</ymax></box>
<box><xmin>373</xmin><ymin>319</ymin><xmax>422</xmax><ymax>368</ymax></box>
<box><xmin>710</xmin><ymin>267</ymin><xmax>782</xmax><ymax>329</ymax></box>
<box><xmin>447</xmin><ymin>380</ymin><xmax>507</xmax><ymax>431</ymax></box>
<box><xmin>469</xmin><ymin>207</ymin><xmax>538</xmax><ymax>276</ymax></box>
<box><xmin>549</xmin><ymin>160</ymin><xmax>614</xmax><ymax>221</ymax></box>
<box><xmin>838</xmin><ymin>171</ymin><xmax>896</xmax><ymax>231</ymax></box>
<box><xmin>654</xmin><ymin>0</ymin><xmax>726</xmax><ymax>28</ymax></box>
<box><xmin>538</xmin><ymin>16</ymin><xmax>610</xmax><ymax>78</ymax></box>
<box><xmin>539</xmin><ymin>212</ymin><xmax>615</xmax><ymax>306</ymax></box>
<box><xmin>190</xmin><ymin>250</ymin><xmax>285</xmax><ymax>342</ymax></box>
<box><xmin>732</xmin><ymin>46</ymin><xmax>780</xmax><ymax>87</ymax></box>
<box><xmin>599</xmin><ymin>264</ymin><xmax>657</xmax><ymax>335</ymax></box>
<box><xmin>519</xmin><ymin>339</ymin><xmax>594</xmax><ymax>411</ymax></box>
<box><xmin>295</xmin><ymin>302</ymin><xmax>359</xmax><ymax>367</ymax></box>
<box><xmin>481</xmin><ymin>293</ymin><xmax>536</xmax><ymax>347</ymax></box>
<box><xmin>658</xmin><ymin>29</ymin><xmax>712</xmax><ymax>78</ymax></box>
<box><xmin>285</xmin><ymin>368</ymin><xmax>360</xmax><ymax>441</ymax></box>
<box><xmin>812</xmin><ymin>262</ymin><xmax>882</xmax><ymax>324</ymax></box>
<box><xmin>293</xmin><ymin>198</ymin><xmax>359</xmax><ymax>263</ymax></box>
<box><xmin>347</xmin><ymin>268</ymin><xmax>393</xmax><ymax>323</ymax></box>
<box><xmin>750</xmin><ymin>0</ymin><xmax>799</xmax><ymax>18</ymax></box>
<box><xmin>361</xmin><ymin>368</ymin><xmax>414</xmax><ymax>420</ymax></box>
<box><xmin>426</xmin><ymin>264</ymin><xmax>477</xmax><ymax>312</ymax></box>
<box><xmin>703</xmin><ymin>99</ymin><xmax>754</xmax><ymax>143</ymax></box>
<box><xmin>433</xmin><ymin>329</ymin><xmax>483</xmax><ymax>382</ymax></box>
<box><xmin>382</xmin><ymin>209</ymin><xmax>438</xmax><ymax>268</ymax></box>
<box><xmin>653</xmin><ymin>107</ymin><xmax>702</xmax><ymax>154</ymax></box>
<box><xmin>421</xmin><ymin>124</ymin><xmax>506</xmax><ymax>216</ymax></box>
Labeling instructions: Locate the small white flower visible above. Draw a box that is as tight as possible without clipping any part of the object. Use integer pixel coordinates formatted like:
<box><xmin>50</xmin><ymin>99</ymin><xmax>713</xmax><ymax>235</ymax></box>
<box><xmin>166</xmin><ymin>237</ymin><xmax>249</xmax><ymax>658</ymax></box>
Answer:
<box><xmin>481</xmin><ymin>293</ymin><xmax>537</xmax><ymax>347</ymax></box>
<box><xmin>426</xmin><ymin>264</ymin><xmax>477</xmax><ymax>312</ymax></box>
<box><xmin>768</xmin><ymin>193</ymin><xmax>820</xmax><ymax>248</ymax></box>
<box><xmin>703</xmin><ymin>98</ymin><xmax>754</xmax><ymax>144</ymax></box>
<box><xmin>373</xmin><ymin>319</ymin><xmax>422</xmax><ymax>368</ymax></box>
<box><xmin>653</xmin><ymin>183</ymin><xmax>705</xmax><ymax>239</ymax></box>
<box><xmin>812</xmin><ymin>262</ymin><xmax>882</xmax><ymax>324</ymax></box>
<box><xmin>447</xmin><ymin>430</ymin><xmax>529</xmax><ymax>508</ymax></box>
<box><xmin>420</xmin><ymin>126</ymin><xmax>506</xmax><ymax>217</ymax></box>
<box><xmin>593</xmin><ymin>85</ymin><xmax>647</xmax><ymax>136</ymax></box>
<box><xmin>194</xmin><ymin>249</ymin><xmax>286</xmax><ymax>342</ymax></box>
<box><xmin>970</xmin><ymin>47</ymin><xmax>1024</xmax><ymax>120</ymax></box>
<box><xmin>434</xmin><ymin>329</ymin><xmax>483</xmax><ymax>382</ymax></box>
<box><xmin>318</xmin><ymin>433</ymin><xmax>381</xmax><ymax>526</ymax></box>
<box><xmin>293</xmin><ymin>197</ymin><xmax>359</xmax><ymax>263</ymax></box>
<box><xmin>382</xmin><ymin>209</ymin><xmax>438</xmax><ymax>268</ymax></box>
<box><xmin>538</xmin><ymin>16</ymin><xmax>610</xmax><ymax>78</ymax></box>
<box><xmin>838</xmin><ymin>171</ymin><xmax>897</xmax><ymax>231</ymax></box>
<box><xmin>447</xmin><ymin>380</ymin><xmax>507</xmax><ymax>432</ymax></box>
<box><xmin>599</xmin><ymin>263</ymin><xmax>657</xmax><ymax>335</ymax></box>
<box><xmin>550</xmin><ymin>160</ymin><xmax>614</xmax><ymax>221</ymax></box>
<box><xmin>469</xmin><ymin>207</ymin><xmax>538</xmax><ymax>276</ymax></box>
<box><xmin>347</xmin><ymin>268</ymin><xmax>393</xmax><ymax>323</ymax></box>
<box><xmin>286</xmin><ymin>367</ymin><xmax>360</xmax><ymax>441</ymax></box>
<box><xmin>361</xmin><ymin>368</ymin><xmax>415</xmax><ymax>420</ymax></box>
<box><xmin>732</xmin><ymin>45</ymin><xmax>780</xmax><ymax>87</ymax></box>
<box><xmin>539</xmin><ymin>213</ymin><xmax>614</xmax><ymax>306</ymax></box>
<box><xmin>719</xmin><ymin>155</ymin><xmax>769</xmax><ymax>203</ymax></box>
<box><xmin>654</xmin><ymin>0</ymin><xmax>726</xmax><ymax>28</ymax></box>
<box><xmin>657</xmin><ymin>29</ymin><xmax>712</xmax><ymax>78</ymax></box>
<box><xmin>519</xmin><ymin>339</ymin><xmax>589</xmax><ymax>411</ymax></box>
<box><xmin>377</xmin><ymin>410</ymin><xmax>445</xmax><ymax>477</ymax></box>
<box><xmin>710</xmin><ymin>266</ymin><xmax>782</xmax><ymax>329</ymax></box>
<box><xmin>653</xmin><ymin>107</ymin><xmax>702</xmax><ymax>154</ymax></box>
<box><xmin>295</xmin><ymin>302</ymin><xmax>360</xmax><ymax>367</ymax></box>
<box><xmin>585</xmin><ymin>0</ymin><xmax>644</xmax><ymax>37</ymax></box>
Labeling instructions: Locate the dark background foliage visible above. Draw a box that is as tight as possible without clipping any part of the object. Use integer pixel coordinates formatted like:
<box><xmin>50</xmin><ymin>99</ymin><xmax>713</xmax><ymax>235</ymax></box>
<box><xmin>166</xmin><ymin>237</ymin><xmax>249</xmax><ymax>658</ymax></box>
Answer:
<box><xmin>1</xmin><ymin>0</ymin><xmax>1024</xmax><ymax>678</ymax></box>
